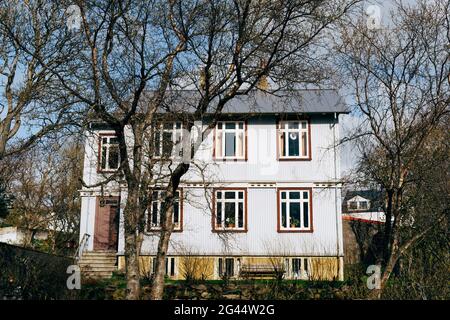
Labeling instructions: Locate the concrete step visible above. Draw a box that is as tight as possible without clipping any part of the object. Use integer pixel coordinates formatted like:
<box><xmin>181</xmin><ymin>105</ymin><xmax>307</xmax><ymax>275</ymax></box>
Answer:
<box><xmin>82</xmin><ymin>251</ymin><xmax>116</xmax><ymax>257</ymax></box>
<box><xmin>80</xmin><ymin>265</ymin><xmax>117</xmax><ymax>272</ymax></box>
<box><xmin>78</xmin><ymin>258</ymin><xmax>117</xmax><ymax>264</ymax></box>
<box><xmin>82</xmin><ymin>271</ymin><xmax>113</xmax><ymax>279</ymax></box>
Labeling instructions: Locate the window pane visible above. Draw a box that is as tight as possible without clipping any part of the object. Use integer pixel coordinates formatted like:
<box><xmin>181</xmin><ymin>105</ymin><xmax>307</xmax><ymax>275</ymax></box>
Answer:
<box><xmin>216</xmin><ymin>203</ymin><xmax>222</xmax><ymax>226</ymax></box>
<box><xmin>225</xmin><ymin>258</ymin><xmax>234</xmax><ymax>276</ymax></box>
<box><xmin>238</xmin><ymin>122</ymin><xmax>244</xmax><ymax>129</ymax></box>
<box><xmin>360</xmin><ymin>201</ymin><xmax>368</xmax><ymax>209</ymax></box>
<box><xmin>108</xmin><ymin>146</ymin><xmax>119</xmax><ymax>169</ymax></box>
<box><xmin>238</xmin><ymin>202</ymin><xmax>243</xmax><ymax>228</ymax></box>
<box><xmin>170</xmin><ymin>258</ymin><xmax>175</xmax><ymax>276</ymax></box>
<box><xmin>292</xmin><ymin>258</ymin><xmax>301</xmax><ymax>274</ymax></box>
<box><xmin>152</xmin><ymin>202</ymin><xmax>158</xmax><ymax>226</ymax></box>
<box><xmin>290</xmin><ymin>192</ymin><xmax>300</xmax><ymax>199</ymax></box>
<box><xmin>101</xmin><ymin>146</ymin><xmax>107</xmax><ymax>169</ymax></box>
<box><xmin>225</xmin><ymin>123</ymin><xmax>235</xmax><ymax>129</ymax></box>
<box><xmin>281</xmin><ymin>203</ymin><xmax>287</xmax><ymax>228</ymax></box>
<box><xmin>303</xmin><ymin>191</ymin><xmax>308</xmax><ymax>199</ymax></box>
<box><xmin>154</xmin><ymin>132</ymin><xmax>161</xmax><ymax>156</ymax></box>
<box><xmin>225</xmin><ymin>202</ymin><xmax>235</xmax><ymax>227</ymax></box>
<box><xmin>303</xmin><ymin>202</ymin><xmax>309</xmax><ymax>228</ymax></box>
<box><xmin>288</xmin><ymin>132</ymin><xmax>300</xmax><ymax>156</ymax></box>
<box><xmin>225</xmin><ymin>132</ymin><xmax>236</xmax><ymax>156</ymax></box>
<box><xmin>281</xmin><ymin>192</ymin><xmax>286</xmax><ymax>199</ymax></box>
<box><xmin>110</xmin><ymin>137</ymin><xmax>118</xmax><ymax>144</ymax></box>
<box><xmin>301</xmin><ymin>121</ymin><xmax>307</xmax><ymax>129</ymax></box>
<box><xmin>225</xmin><ymin>192</ymin><xmax>235</xmax><ymax>199</ymax></box>
<box><xmin>217</xmin><ymin>191</ymin><xmax>222</xmax><ymax>199</ymax></box>
<box><xmin>173</xmin><ymin>202</ymin><xmax>179</xmax><ymax>224</ymax></box>
<box><xmin>162</xmin><ymin>132</ymin><xmax>173</xmax><ymax>156</ymax></box>
<box><xmin>175</xmin><ymin>122</ymin><xmax>181</xmax><ymax>129</ymax></box>
<box><xmin>290</xmin><ymin>203</ymin><xmax>300</xmax><ymax>228</ymax></box>
<box><xmin>238</xmin><ymin>192</ymin><xmax>243</xmax><ymax>199</ymax></box>
<box><xmin>163</xmin><ymin>122</ymin><xmax>173</xmax><ymax>130</ymax></box>
<box><xmin>102</xmin><ymin>137</ymin><xmax>108</xmax><ymax>144</ymax></box>
<box><xmin>288</xmin><ymin>122</ymin><xmax>299</xmax><ymax>129</ymax></box>
<box><xmin>218</xmin><ymin>258</ymin><xmax>223</xmax><ymax>276</ymax></box>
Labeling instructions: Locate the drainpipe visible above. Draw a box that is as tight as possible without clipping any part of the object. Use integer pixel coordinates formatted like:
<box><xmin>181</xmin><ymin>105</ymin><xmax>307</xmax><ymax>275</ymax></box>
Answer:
<box><xmin>333</xmin><ymin>112</ymin><xmax>344</xmax><ymax>280</ymax></box>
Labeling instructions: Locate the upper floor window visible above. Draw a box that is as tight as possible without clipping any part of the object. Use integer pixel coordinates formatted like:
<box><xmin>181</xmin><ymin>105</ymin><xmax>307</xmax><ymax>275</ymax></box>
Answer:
<box><xmin>278</xmin><ymin>189</ymin><xmax>312</xmax><ymax>232</ymax></box>
<box><xmin>214</xmin><ymin>121</ymin><xmax>246</xmax><ymax>160</ymax></box>
<box><xmin>213</xmin><ymin>189</ymin><xmax>247</xmax><ymax>232</ymax></box>
<box><xmin>147</xmin><ymin>190</ymin><xmax>182</xmax><ymax>231</ymax></box>
<box><xmin>152</xmin><ymin>122</ymin><xmax>183</xmax><ymax>158</ymax></box>
<box><xmin>99</xmin><ymin>135</ymin><xmax>120</xmax><ymax>171</ymax></box>
<box><xmin>278</xmin><ymin>120</ymin><xmax>310</xmax><ymax>160</ymax></box>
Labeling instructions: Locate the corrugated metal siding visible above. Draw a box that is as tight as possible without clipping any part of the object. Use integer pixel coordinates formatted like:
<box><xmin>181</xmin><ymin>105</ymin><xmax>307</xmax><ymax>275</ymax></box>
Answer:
<box><xmin>137</xmin><ymin>187</ymin><xmax>340</xmax><ymax>256</ymax></box>
<box><xmin>80</xmin><ymin>114</ymin><xmax>344</xmax><ymax>257</ymax></box>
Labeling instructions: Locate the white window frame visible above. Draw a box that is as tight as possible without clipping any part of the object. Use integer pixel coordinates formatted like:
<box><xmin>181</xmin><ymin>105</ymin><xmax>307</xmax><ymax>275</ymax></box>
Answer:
<box><xmin>278</xmin><ymin>120</ymin><xmax>309</xmax><ymax>159</ymax></box>
<box><xmin>214</xmin><ymin>189</ymin><xmax>246</xmax><ymax>231</ymax></box>
<box><xmin>147</xmin><ymin>190</ymin><xmax>181</xmax><ymax>231</ymax></box>
<box><xmin>215</xmin><ymin>121</ymin><xmax>246</xmax><ymax>160</ymax></box>
<box><xmin>99</xmin><ymin>135</ymin><xmax>120</xmax><ymax>171</ymax></box>
<box><xmin>153</xmin><ymin>122</ymin><xmax>183</xmax><ymax>158</ymax></box>
<box><xmin>279</xmin><ymin>189</ymin><xmax>311</xmax><ymax>231</ymax></box>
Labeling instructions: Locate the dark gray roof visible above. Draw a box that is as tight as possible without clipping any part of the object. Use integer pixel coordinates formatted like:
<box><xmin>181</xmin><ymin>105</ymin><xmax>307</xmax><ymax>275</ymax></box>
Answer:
<box><xmin>151</xmin><ymin>89</ymin><xmax>348</xmax><ymax>115</ymax></box>
<box><xmin>218</xmin><ymin>90</ymin><xmax>348</xmax><ymax>114</ymax></box>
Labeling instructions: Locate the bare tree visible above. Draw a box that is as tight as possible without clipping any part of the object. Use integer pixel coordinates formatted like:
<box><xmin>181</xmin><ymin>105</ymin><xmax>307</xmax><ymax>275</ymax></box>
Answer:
<box><xmin>2</xmin><ymin>139</ymin><xmax>83</xmax><ymax>254</ymax></box>
<box><xmin>336</xmin><ymin>0</ymin><xmax>450</xmax><ymax>297</ymax></box>
<box><xmin>0</xmin><ymin>1</ymin><xmax>81</xmax><ymax>160</ymax></box>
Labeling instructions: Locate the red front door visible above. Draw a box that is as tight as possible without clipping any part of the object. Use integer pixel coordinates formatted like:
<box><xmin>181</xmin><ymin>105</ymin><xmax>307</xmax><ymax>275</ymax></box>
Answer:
<box><xmin>94</xmin><ymin>197</ymin><xmax>119</xmax><ymax>251</ymax></box>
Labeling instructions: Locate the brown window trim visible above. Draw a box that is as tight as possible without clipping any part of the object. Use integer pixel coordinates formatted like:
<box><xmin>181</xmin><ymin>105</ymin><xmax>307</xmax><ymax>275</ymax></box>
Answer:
<box><xmin>97</xmin><ymin>132</ymin><xmax>120</xmax><ymax>173</ymax></box>
<box><xmin>212</xmin><ymin>120</ymin><xmax>248</xmax><ymax>162</ymax></box>
<box><xmin>212</xmin><ymin>187</ymin><xmax>248</xmax><ymax>233</ymax></box>
<box><xmin>146</xmin><ymin>188</ymin><xmax>184</xmax><ymax>233</ymax></box>
<box><xmin>276</xmin><ymin>118</ymin><xmax>312</xmax><ymax>161</ymax></box>
<box><xmin>277</xmin><ymin>187</ymin><xmax>314</xmax><ymax>233</ymax></box>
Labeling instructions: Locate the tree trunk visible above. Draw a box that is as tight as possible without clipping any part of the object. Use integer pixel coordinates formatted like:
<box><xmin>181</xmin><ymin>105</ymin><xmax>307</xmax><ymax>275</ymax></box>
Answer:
<box><xmin>150</xmin><ymin>205</ymin><xmax>173</xmax><ymax>300</ymax></box>
<box><xmin>124</xmin><ymin>187</ymin><xmax>142</xmax><ymax>300</ymax></box>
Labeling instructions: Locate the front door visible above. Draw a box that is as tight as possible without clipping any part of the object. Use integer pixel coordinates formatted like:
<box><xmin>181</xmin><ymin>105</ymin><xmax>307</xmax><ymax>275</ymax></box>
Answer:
<box><xmin>94</xmin><ymin>196</ymin><xmax>119</xmax><ymax>251</ymax></box>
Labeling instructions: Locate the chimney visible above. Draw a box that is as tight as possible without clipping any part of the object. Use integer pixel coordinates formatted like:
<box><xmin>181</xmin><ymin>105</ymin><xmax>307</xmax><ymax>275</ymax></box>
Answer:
<box><xmin>257</xmin><ymin>59</ymin><xmax>269</xmax><ymax>90</ymax></box>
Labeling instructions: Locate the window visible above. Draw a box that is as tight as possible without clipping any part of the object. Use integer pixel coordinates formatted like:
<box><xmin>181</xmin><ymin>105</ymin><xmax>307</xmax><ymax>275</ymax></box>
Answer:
<box><xmin>152</xmin><ymin>122</ymin><xmax>183</xmax><ymax>158</ymax></box>
<box><xmin>278</xmin><ymin>189</ymin><xmax>312</xmax><ymax>232</ymax></box>
<box><xmin>347</xmin><ymin>198</ymin><xmax>370</xmax><ymax>211</ymax></box>
<box><xmin>214</xmin><ymin>121</ymin><xmax>246</xmax><ymax>160</ymax></box>
<box><xmin>278</xmin><ymin>120</ymin><xmax>310</xmax><ymax>159</ymax></box>
<box><xmin>359</xmin><ymin>201</ymin><xmax>368</xmax><ymax>210</ymax></box>
<box><xmin>147</xmin><ymin>190</ymin><xmax>182</xmax><ymax>231</ymax></box>
<box><xmin>349</xmin><ymin>201</ymin><xmax>358</xmax><ymax>210</ymax></box>
<box><xmin>285</xmin><ymin>258</ymin><xmax>310</xmax><ymax>279</ymax></box>
<box><xmin>151</xmin><ymin>257</ymin><xmax>176</xmax><ymax>277</ymax></box>
<box><xmin>99</xmin><ymin>135</ymin><xmax>120</xmax><ymax>171</ymax></box>
<box><xmin>218</xmin><ymin>258</ymin><xmax>235</xmax><ymax>278</ymax></box>
<box><xmin>214</xmin><ymin>189</ymin><xmax>247</xmax><ymax>231</ymax></box>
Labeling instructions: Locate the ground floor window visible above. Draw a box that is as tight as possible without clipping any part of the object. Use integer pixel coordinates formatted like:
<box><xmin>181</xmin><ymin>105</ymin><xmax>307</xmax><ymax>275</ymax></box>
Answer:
<box><xmin>218</xmin><ymin>257</ymin><xmax>240</xmax><ymax>278</ymax></box>
<box><xmin>151</xmin><ymin>257</ymin><xmax>176</xmax><ymax>277</ymax></box>
<box><xmin>285</xmin><ymin>257</ymin><xmax>310</xmax><ymax>279</ymax></box>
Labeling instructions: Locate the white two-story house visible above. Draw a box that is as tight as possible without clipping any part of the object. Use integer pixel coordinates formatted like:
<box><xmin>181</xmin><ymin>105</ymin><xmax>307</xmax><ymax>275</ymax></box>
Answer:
<box><xmin>78</xmin><ymin>90</ymin><xmax>348</xmax><ymax>281</ymax></box>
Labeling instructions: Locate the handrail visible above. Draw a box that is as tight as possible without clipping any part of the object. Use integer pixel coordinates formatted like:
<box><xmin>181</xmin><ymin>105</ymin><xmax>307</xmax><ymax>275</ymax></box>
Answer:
<box><xmin>74</xmin><ymin>233</ymin><xmax>90</xmax><ymax>261</ymax></box>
